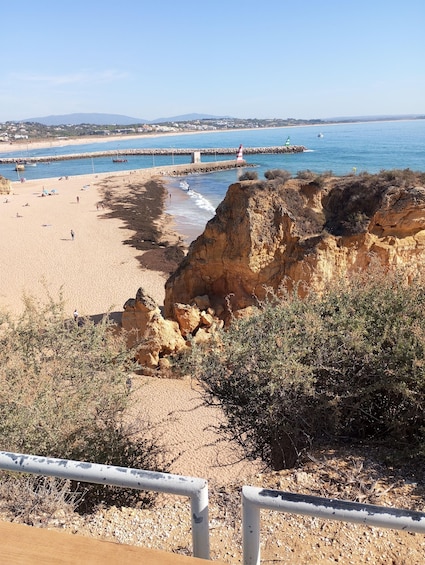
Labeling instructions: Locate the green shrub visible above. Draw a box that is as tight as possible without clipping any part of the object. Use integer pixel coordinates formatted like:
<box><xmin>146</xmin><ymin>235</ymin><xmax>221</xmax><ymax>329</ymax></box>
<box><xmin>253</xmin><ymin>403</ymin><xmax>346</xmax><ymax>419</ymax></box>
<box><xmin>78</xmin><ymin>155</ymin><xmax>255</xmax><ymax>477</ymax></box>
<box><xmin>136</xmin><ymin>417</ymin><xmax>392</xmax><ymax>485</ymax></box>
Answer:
<box><xmin>0</xmin><ymin>294</ymin><xmax>170</xmax><ymax>510</ymax></box>
<box><xmin>179</xmin><ymin>268</ymin><xmax>425</xmax><ymax>470</ymax></box>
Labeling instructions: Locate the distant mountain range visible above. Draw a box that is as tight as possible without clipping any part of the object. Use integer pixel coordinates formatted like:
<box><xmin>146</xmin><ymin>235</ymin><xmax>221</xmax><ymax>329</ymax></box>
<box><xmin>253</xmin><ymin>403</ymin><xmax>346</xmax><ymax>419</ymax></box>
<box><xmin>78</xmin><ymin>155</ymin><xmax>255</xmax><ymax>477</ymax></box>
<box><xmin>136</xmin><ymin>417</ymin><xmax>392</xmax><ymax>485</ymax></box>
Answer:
<box><xmin>20</xmin><ymin>112</ymin><xmax>231</xmax><ymax>126</ymax></box>
<box><xmin>18</xmin><ymin>112</ymin><xmax>425</xmax><ymax>127</ymax></box>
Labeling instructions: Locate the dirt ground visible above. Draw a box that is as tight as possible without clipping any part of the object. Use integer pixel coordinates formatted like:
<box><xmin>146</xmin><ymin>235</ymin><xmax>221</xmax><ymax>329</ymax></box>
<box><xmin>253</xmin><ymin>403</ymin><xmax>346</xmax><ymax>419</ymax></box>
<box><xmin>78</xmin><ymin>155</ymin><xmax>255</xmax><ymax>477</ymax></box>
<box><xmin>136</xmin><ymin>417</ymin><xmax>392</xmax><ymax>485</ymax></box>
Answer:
<box><xmin>2</xmin><ymin>375</ymin><xmax>423</xmax><ymax>564</ymax></box>
<box><xmin>88</xmin><ymin>375</ymin><xmax>425</xmax><ymax>564</ymax></box>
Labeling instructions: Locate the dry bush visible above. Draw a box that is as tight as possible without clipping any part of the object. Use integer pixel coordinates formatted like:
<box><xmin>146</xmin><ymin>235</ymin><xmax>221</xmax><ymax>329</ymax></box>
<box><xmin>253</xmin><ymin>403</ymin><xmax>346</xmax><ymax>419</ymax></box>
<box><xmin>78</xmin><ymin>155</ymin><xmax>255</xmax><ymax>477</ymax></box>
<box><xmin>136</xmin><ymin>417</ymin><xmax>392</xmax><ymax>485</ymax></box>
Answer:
<box><xmin>264</xmin><ymin>169</ymin><xmax>292</xmax><ymax>182</ymax></box>
<box><xmin>179</xmin><ymin>266</ymin><xmax>425</xmax><ymax>471</ymax></box>
<box><xmin>0</xmin><ymin>473</ymin><xmax>81</xmax><ymax>527</ymax></box>
<box><xmin>0</xmin><ymin>294</ymin><xmax>171</xmax><ymax>511</ymax></box>
<box><xmin>238</xmin><ymin>171</ymin><xmax>258</xmax><ymax>181</ymax></box>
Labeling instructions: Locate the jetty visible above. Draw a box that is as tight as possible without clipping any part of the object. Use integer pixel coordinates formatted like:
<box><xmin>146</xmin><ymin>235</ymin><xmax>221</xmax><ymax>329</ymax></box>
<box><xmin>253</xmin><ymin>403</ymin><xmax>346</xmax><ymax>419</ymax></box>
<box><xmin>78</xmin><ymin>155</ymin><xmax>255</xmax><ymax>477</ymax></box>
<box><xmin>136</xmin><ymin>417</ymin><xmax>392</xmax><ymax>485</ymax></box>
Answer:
<box><xmin>150</xmin><ymin>160</ymin><xmax>255</xmax><ymax>177</ymax></box>
<box><xmin>0</xmin><ymin>145</ymin><xmax>306</xmax><ymax>165</ymax></box>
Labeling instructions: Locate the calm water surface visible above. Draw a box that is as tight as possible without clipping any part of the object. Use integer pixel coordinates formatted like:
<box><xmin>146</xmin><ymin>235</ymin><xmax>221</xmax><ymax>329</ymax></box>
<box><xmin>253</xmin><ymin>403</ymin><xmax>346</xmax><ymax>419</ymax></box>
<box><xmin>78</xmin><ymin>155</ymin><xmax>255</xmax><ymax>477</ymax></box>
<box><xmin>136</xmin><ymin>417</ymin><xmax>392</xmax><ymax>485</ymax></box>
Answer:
<box><xmin>1</xmin><ymin>120</ymin><xmax>424</xmax><ymax>242</ymax></box>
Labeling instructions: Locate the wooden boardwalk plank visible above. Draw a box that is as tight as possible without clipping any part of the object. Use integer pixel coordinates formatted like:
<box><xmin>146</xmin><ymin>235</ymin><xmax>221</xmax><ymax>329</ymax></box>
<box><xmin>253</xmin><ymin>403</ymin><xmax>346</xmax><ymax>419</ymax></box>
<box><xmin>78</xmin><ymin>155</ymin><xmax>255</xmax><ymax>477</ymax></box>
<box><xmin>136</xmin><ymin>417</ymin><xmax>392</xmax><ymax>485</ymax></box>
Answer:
<box><xmin>0</xmin><ymin>520</ymin><xmax>225</xmax><ymax>564</ymax></box>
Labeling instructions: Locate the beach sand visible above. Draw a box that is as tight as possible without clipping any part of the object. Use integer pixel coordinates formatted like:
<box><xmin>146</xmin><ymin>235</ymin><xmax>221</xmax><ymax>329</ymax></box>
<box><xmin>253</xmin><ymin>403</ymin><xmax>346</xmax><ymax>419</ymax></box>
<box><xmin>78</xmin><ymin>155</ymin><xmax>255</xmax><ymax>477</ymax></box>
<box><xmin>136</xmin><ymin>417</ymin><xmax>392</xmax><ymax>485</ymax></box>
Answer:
<box><xmin>0</xmin><ymin>130</ymin><xmax>208</xmax><ymax>155</ymax></box>
<box><xmin>0</xmin><ymin>169</ymin><xmax>179</xmax><ymax>319</ymax></box>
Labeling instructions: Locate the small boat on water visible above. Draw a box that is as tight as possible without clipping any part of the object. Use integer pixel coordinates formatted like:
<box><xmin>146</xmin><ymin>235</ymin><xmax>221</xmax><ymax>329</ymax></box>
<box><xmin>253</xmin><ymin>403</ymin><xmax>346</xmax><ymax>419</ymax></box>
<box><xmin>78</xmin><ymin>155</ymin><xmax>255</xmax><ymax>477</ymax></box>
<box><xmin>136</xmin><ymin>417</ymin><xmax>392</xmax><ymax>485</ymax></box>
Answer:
<box><xmin>112</xmin><ymin>150</ymin><xmax>128</xmax><ymax>163</ymax></box>
<box><xmin>179</xmin><ymin>180</ymin><xmax>190</xmax><ymax>191</ymax></box>
<box><xmin>317</xmin><ymin>133</ymin><xmax>324</xmax><ymax>138</ymax></box>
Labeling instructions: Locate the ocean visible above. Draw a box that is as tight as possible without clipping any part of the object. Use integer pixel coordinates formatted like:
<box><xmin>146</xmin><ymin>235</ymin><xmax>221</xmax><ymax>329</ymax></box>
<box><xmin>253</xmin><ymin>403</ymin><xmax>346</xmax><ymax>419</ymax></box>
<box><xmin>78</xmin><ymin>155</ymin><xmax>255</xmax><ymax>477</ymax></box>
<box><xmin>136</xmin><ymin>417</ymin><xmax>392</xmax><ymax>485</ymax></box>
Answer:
<box><xmin>1</xmin><ymin>120</ymin><xmax>424</xmax><ymax>243</ymax></box>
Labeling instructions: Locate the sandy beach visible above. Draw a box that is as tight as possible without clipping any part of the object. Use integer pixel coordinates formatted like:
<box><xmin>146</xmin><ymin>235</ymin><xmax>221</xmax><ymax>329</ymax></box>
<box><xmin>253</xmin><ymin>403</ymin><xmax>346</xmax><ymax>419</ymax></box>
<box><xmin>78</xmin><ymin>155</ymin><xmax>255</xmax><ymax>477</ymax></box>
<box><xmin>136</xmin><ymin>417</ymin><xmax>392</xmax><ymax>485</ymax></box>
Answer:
<box><xmin>0</xmin><ymin>130</ymin><xmax>214</xmax><ymax>156</ymax></box>
<box><xmin>0</xmin><ymin>169</ymin><xmax>177</xmax><ymax>319</ymax></box>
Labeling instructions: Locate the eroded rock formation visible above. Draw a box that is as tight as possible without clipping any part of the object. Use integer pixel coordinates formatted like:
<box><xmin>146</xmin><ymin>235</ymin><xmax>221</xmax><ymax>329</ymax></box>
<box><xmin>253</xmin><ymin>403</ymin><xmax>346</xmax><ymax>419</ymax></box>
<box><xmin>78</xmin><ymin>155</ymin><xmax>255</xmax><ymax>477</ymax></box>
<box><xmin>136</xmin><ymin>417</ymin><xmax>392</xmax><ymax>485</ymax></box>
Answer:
<box><xmin>164</xmin><ymin>170</ymin><xmax>425</xmax><ymax>318</ymax></box>
<box><xmin>122</xmin><ymin>287</ymin><xmax>223</xmax><ymax>370</ymax></box>
<box><xmin>125</xmin><ymin>169</ymin><xmax>425</xmax><ymax>368</ymax></box>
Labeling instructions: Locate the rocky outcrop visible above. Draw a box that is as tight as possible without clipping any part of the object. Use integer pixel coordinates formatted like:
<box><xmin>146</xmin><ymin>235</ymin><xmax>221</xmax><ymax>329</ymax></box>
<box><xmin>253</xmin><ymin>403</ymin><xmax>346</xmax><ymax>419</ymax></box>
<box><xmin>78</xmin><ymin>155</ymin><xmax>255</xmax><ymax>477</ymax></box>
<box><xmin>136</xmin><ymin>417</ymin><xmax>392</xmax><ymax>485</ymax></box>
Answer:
<box><xmin>124</xmin><ymin>170</ymin><xmax>425</xmax><ymax>369</ymax></box>
<box><xmin>164</xmin><ymin>170</ymin><xmax>425</xmax><ymax>320</ymax></box>
<box><xmin>122</xmin><ymin>287</ymin><xmax>223</xmax><ymax>371</ymax></box>
<box><xmin>122</xmin><ymin>288</ymin><xmax>185</xmax><ymax>369</ymax></box>
<box><xmin>0</xmin><ymin>175</ymin><xmax>11</xmax><ymax>195</ymax></box>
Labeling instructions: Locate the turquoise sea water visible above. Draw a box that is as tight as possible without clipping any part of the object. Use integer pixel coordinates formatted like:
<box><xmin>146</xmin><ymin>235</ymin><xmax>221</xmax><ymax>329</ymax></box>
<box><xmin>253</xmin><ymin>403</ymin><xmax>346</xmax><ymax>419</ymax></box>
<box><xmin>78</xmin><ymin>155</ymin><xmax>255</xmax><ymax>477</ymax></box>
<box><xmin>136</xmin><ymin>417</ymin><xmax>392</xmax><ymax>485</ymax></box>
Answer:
<box><xmin>1</xmin><ymin>120</ymin><xmax>424</xmax><ymax>241</ymax></box>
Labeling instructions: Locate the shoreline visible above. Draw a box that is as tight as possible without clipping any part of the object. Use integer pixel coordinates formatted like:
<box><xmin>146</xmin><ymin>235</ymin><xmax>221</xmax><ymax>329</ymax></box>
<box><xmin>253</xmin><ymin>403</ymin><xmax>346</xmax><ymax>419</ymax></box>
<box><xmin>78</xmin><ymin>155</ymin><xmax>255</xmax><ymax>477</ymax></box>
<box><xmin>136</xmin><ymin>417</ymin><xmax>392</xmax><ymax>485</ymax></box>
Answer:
<box><xmin>1</xmin><ymin>118</ymin><xmax>420</xmax><ymax>156</ymax></box>
<box><xmin>0</xmin><ymin>130</ymin><xmax>228</xmax><ymax>155</ymax></box>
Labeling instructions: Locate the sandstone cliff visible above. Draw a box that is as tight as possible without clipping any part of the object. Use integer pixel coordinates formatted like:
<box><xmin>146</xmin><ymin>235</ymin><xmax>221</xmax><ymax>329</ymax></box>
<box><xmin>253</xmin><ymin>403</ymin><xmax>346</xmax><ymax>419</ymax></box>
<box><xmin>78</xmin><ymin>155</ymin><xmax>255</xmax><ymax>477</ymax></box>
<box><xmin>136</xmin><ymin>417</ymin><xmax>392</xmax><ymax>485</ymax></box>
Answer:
<box><xmin>124</xmin><ymin>169</ymin><xmax>425</xmax><ymax>368</ymax></box>
<box><xmin>164</xmin><ymin>169</ymin><xmax>425</xmax><ymax>319</ymax></box>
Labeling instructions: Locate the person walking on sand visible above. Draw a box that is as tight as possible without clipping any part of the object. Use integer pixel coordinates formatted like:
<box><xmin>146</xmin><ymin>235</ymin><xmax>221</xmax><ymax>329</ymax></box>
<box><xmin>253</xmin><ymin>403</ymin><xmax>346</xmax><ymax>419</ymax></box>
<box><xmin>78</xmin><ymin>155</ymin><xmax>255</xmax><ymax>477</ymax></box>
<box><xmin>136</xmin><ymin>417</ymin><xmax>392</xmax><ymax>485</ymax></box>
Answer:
<box><xmin>73</xmin><ymin>309</ymin><xmax>79</xmax><ymax>323</ymax></box>
<box><xmin>76</xmin><ymin>195</ymin><xmax>79</xmax><ymax>204</ymax></box>
<box><xmin>70</xmin><ymin>229</ymin><xmax>75</xmax><ymax>240</ymax></box>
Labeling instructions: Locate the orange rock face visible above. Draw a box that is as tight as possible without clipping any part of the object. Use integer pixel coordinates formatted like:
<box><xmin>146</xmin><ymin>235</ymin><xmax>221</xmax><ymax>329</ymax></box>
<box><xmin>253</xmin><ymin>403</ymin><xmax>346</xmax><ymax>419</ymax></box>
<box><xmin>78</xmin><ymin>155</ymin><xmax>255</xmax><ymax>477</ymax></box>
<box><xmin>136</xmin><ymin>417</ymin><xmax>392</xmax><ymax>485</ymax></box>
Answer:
<box><xmin>164</xmin><ymin>171</ymin><xmax>425</xmax><ymax>319</ymax></box>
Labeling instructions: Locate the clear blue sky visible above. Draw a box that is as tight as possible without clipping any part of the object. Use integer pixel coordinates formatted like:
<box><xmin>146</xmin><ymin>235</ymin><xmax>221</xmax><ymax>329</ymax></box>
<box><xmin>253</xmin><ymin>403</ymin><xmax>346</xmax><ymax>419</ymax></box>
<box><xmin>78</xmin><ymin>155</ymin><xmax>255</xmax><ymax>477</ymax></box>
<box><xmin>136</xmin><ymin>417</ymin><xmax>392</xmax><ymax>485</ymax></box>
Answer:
<box><xmin>2</xmin><ymin>0</ymin><xmax>424</xmax><ymax>122</ymax></box>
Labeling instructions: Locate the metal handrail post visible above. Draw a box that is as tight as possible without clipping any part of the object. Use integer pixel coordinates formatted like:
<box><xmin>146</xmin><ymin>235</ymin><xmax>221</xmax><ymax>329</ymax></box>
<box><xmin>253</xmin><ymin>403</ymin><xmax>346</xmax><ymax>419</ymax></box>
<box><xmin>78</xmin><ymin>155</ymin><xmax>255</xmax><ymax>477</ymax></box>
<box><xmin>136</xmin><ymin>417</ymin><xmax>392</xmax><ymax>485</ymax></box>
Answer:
<box><xmin>242</xmin><ymin>485</ymin><xmax>425</xmax><ymax>564</ymax></box>
<box><xmin>0</xmin><ymin>451</ymin><xmax>210</xmax><ymax>560</ymax></box>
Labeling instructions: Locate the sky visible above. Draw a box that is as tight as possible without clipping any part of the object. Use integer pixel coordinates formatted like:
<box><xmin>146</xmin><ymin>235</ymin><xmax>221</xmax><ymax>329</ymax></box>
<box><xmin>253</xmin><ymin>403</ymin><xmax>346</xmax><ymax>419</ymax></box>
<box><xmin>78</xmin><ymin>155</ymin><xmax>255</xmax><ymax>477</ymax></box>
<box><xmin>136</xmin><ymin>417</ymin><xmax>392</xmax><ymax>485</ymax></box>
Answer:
<box><xmin>1</xmin><ymin>0</ymin><xmax>424</xmax><ymax>122</ymax></box>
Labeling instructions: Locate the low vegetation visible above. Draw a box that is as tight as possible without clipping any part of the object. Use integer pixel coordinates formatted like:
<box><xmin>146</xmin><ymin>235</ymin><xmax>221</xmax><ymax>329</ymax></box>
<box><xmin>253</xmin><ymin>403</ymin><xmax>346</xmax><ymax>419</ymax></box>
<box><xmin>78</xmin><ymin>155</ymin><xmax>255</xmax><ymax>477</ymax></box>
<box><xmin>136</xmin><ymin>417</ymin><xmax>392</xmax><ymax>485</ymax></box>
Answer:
<box><xmin>238</xmin><ymin>171</ymin><xmax>258</xmax><ymax>181</ymax></box>
<box><xmin>0</xmin><ymin>294</ymin><xmax>170</xmax><ymax>511</ymax></box>
<box><xmin>179</xmin><ymin>266</ymin><xmax>425</xmax><ymax>470</ymax></box>
<box><xmin>324</xmin><ymin>168</ymin><xmax>425</xmax><ymax>235</ymax></box>
<box><xmin>264</xmin><ymin>169</ymin><xmax>292</xmax><ymax>182</ymax></box>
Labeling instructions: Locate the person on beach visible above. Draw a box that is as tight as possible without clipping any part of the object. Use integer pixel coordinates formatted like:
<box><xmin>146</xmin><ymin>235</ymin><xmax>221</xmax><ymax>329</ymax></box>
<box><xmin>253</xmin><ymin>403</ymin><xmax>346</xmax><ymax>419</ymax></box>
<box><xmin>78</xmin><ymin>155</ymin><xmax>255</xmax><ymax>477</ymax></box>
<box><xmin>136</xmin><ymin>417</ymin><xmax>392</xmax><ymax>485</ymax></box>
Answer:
<box><xmin>73</xmin><ymin>309</ymin><xmax>79</xmax><ymax>322</ymax></box>
<box><xmin>76</xmin><ymin>196</ymin><xmax>79</xmax><ymax>204</ymax></box>
<box><xmin>70</xmin><ymin>229</ymin><xmax>75</xmax><ymax>240</ymax></box>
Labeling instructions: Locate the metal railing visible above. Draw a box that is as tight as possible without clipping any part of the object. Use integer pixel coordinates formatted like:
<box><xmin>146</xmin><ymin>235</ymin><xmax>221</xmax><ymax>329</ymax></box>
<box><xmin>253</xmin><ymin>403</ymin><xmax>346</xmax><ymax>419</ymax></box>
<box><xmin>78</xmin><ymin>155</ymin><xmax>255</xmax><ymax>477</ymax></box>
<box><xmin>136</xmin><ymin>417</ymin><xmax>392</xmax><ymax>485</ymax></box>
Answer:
<box><xmin>0</xmin><ymin>451</ymin><xmax>210</xmax><ymax>560</ymax></box>
<box><xmin>2</xmin><ymin>451</ymin><xmax>425</xmax><ymax>563</ymax></box>
<box><xmin>242</xmin><ymin>485</ymin><xmax>425</xmax><ymax>565</ymax></box>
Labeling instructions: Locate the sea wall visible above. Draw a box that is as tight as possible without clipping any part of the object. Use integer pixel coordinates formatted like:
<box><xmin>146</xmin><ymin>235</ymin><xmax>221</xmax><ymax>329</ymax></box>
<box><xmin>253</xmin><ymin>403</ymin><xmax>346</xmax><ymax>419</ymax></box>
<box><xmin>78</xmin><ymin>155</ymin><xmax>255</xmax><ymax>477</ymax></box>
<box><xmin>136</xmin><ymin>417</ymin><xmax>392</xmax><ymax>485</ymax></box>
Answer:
<box><xmin>153</xmin><ymin>160</ymin><xmax>254</xmax><ymax>176</ymax></box>
<box><xmin>0</xmin><ymin>145</ymin><xmax>305</xmax><ymax>165</ymax></box>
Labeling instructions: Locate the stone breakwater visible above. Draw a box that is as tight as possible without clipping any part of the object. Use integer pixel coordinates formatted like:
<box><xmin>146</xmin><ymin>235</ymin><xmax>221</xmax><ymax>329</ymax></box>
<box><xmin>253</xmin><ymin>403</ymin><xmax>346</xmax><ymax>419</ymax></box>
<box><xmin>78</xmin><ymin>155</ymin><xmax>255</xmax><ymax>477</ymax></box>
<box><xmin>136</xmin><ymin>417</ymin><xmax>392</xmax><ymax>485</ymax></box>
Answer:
<box><xmin>0</xmin><ymin>145</ymin><xmax>305</xmax><ymax>164</ymax></box>
<box><xmin>149</xmin><ymin>160</ymin><xmax>254</xmax><ymax>176</ymax></box>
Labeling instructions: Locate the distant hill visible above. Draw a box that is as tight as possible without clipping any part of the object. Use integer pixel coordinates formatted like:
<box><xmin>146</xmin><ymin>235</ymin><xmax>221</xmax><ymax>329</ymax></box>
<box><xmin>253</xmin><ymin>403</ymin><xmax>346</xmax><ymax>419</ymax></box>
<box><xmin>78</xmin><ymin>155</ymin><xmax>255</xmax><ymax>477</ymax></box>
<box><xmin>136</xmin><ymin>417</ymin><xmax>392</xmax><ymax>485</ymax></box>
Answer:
<box><xmin>151</xmin><ymin>113</ymin><xmax>231</xmax><ymax>123</ymax></box>
<box><xmin>21</xmin><ymin>112</ymin><xmax>231</xmax><ymax>126</ymax></box>
<box><xmin>21</xmin><ymin>113</ymin><xmax>147</xmax><ymax>126</ymax></box>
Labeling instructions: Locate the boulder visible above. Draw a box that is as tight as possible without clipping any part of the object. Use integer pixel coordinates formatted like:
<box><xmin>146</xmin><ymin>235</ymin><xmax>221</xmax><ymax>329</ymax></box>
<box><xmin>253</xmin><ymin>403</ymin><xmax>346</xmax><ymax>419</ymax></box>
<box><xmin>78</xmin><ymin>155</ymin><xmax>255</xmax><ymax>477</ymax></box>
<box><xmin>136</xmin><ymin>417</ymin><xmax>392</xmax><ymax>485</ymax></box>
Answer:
<box><xmin>122</xmin><ymin>287</ymin><xmax>186</xmax><ymax>369</ymax></box>
<box><xmin>173</xmin><ymin>303</ymin><xmax>201</xmax><ymax>337</ymax></box>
